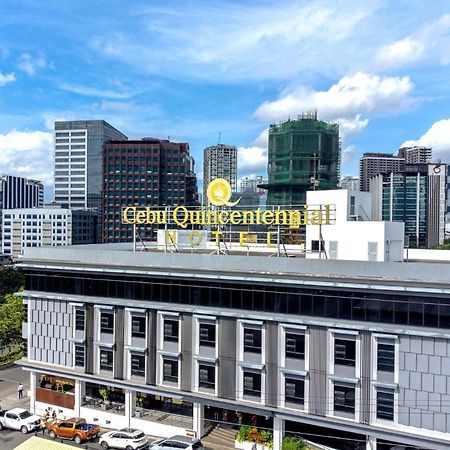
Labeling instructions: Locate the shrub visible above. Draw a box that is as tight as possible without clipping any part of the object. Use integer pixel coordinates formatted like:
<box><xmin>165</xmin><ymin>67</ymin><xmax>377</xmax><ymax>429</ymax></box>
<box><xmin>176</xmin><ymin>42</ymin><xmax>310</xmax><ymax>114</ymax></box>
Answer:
<box><xmin>282</xmin><ymin>436</ymin><xmax>308</xmax><ymax>450</ymax></box>
<box><xmin>236</xmin><ymin>425</ymin><xmax>253</xmax><ymax>442</ymax></box>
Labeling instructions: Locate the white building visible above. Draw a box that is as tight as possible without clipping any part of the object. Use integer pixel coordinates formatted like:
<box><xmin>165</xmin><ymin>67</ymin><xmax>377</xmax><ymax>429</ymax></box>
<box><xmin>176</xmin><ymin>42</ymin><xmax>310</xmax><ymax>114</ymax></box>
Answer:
<box><xmin>203</xmin><ymin>144</ymin><xmax>237</xmax><ymax>205</ymax></box>
<box><xmin>340</xmin><ymin>176</ymin><xmax>359</xmax><ymax>191</ymax></box>
<box><xmin>305</xmin><ymin>189</ymin><xmax>404</xmax><ymax>262</ymax></box>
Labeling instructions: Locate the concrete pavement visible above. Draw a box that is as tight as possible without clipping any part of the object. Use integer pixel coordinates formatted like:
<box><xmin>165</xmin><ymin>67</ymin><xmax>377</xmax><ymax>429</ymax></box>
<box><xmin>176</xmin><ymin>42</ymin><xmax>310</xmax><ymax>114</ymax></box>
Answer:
<box><xmin>0</xmin><ymin>364</ymin><xmax>30</xmax><ymax>412</ymax></box>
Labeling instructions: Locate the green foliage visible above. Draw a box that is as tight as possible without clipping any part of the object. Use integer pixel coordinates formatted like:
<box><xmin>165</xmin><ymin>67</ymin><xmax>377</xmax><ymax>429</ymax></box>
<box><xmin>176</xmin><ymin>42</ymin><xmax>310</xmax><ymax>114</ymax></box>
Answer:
<box><xmin>0</xmin><ymin>349</ymin><xmax>23</xmax><ymax>365</ymax></box>
<box><xmin>135</xmin><ymin>396</ymin><xmax>144</xmax><ymax>408</ymax></box>
<box><xmin>99</xmin><ymin>387</ymin><xmax>110</xmax><ymax>401</ymax></box>
<box><xmin>0</xmin><ymin>267</ymin><xmax>24</xmax><ymax>302</ymax></box>
<box><xmin>282</xmin><ymin>436</ymin><xmax>308</xmax><ymax>450</ymax></box>
<box><xmin>437</xmin><ymin>239</ymin><xmax>450</xmax><ymax>250</ymax></box>
<box><xmin>236</xmin><ymin>426</ymin><xmax>273</xmax><ymax>447</ymax></box>
<box><xmin>0</xmin><ymin>294</ymin><xmax>24</xmax><ymax>351</ymax></box>
<box><xmin>236</xmin><ymin>426</ymin><xmax>253</xmax><ymax>442</ymax></box>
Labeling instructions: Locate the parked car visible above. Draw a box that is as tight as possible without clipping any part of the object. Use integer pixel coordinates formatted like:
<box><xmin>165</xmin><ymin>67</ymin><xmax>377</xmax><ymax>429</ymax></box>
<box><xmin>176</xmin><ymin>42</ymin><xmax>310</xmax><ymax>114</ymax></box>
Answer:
<box><xmin>47</xmin><ymin>417</ymin><xmax>101</xmax><ymax>444</ymax></box>
<box><xmin>100</xmin><ymin>428</ymin><xmax>149</xmax><ymax>449</ymax></box>
<box><xmin>0</xmin><ymin>408</ymin><xmax>41</xmax><ymax>433</ymax></box>
<box><xmin>149</xmin><ymin>435</ymin><xmax>204</xmax><ymax>450</ymax></box>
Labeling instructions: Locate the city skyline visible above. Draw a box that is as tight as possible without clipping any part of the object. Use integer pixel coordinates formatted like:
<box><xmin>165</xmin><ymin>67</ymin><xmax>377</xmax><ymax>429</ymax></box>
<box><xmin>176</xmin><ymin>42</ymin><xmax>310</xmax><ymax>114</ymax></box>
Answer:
<box><xmin>0</xmin><ymin>1</ymin><xmax>449</xmax><ymax>202</ymax></box>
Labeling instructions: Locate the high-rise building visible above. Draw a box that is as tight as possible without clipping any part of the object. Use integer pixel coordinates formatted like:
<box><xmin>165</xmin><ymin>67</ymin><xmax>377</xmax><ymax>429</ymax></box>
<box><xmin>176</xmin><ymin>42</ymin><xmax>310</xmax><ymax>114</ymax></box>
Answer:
<box><xmin>1</xmin><ymin>206</ymin><xmax>97</xmax><ymax>256</ymax></box>
<box><xmin>398</xmin><ymin>145</ymin><xmax>432</xmax><ymax>164</ymax></box>
<box><xmin>240</xmin><ymin>175</ymin><xmax>268</xmax><ymax>194</ymax></box>
<box><xmin>0</xmin><ymin>175</ymin><xmax>43</xmax><ymax>209</ymax></box>
<box><xmin>54</xmin><ymin>120</ymin><xmax>127</xmax><ymax>210</ymax></box>
<box><xmin>203</xmin><ymin>144</ymin><xmax>237</xmax><ymax>205</ymax></box>
<box><xmin>340</xmin><ymin>176</ymin><xmax>360</xmax><ymax>191</ymax></box>
<box><xmin>103</xmin><ymin>138</ymin><xmax>199</xmax><ymax>243</ymax></box>
<box><xmin>263</xmin><ymin>112</ymin><xmax>340</xmax><ymax>208</ymax></box>
<box><xmin>359</xmin><ymin>153</ymin><xmax>405</xmax><ymax>192</ymax></box>
<box><xmin>370</xmin><ymin>163</ymin><xmax>447</xmax><ymax>248</ymax></box>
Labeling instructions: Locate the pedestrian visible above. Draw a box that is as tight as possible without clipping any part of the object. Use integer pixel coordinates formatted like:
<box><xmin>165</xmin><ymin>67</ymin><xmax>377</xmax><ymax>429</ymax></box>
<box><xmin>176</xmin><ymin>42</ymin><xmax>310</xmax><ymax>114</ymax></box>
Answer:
<box><xmin>18</xmin><ymin>382</ymin><xmax>24</xmax><ymax>399</ymax></box>
<box><xmin>52</xmin><ymin>410</ymin><xmax>57</xmax><ymax>421</ymax></box>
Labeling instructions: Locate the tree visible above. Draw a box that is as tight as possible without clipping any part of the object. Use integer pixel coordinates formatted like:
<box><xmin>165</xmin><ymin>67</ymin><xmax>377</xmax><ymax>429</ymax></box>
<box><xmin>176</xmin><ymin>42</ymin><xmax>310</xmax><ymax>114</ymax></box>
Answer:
<box><xmin>0</xmin><ymin>294</ymin><xmax>24</xmax><ymax>352</ymax></box>
<box><xmin>0</xmin><ymin>267</ymin><xmax>24</xmax><ymax>302</ymax></box>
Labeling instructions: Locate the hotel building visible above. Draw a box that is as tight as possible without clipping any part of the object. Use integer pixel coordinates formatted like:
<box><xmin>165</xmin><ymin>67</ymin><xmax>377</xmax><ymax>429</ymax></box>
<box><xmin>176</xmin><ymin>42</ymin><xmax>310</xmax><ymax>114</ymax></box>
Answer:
<box><xmin>17</xmin><ymin>244</ymin><xmax>450</xmax><ymax>450</ymax></box>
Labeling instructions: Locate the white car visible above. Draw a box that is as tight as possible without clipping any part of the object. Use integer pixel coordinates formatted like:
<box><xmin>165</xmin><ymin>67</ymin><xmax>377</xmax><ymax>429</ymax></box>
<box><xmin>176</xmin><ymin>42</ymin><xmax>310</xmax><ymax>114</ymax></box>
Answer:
<box><xmin>149</xmin><ymin>435</ymin><xmax>204</xmax><ymax>450</ymax></box>
<box><xmin>99</xmin><ymin>428</ymin><xmax>149</xmax><ymax>450</ymax></box>
<box><xmin>0</xmin><ymin>408</ymin><xmax>41</xmax><ymax>433</ymax></box>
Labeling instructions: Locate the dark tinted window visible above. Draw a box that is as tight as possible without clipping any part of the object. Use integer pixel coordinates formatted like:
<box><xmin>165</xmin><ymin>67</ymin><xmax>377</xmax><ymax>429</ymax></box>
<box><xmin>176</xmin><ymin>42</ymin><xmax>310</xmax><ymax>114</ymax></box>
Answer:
<box><xmin>377</xmin><ymin>343</ymin><xmax>395</xmax><ymax>372</ymax></box>
<box><xmin>164</xmin><ymin>319</ymin><xmax>179</xmax><ymax>342</ymax></box>
<box><xmin>334</xmin><ymin>339</ymin><xmax>356</xmax><ymax>366</ymax></box>
<box><xmin>131</xmin><ymin>316</ymin><xmax>146</xmax><ymax>338</ymax></box>
<box><xmin>100</xmin><ymin>312</ymin><xmax>114</xmax><ymax>334</ymax></box>
<box><xmin>377</xmin><ymin>390</ymin><xmax>394</xmax><ymax>420</ymax></box>
<box><xmin>199</xmin><ymin>323</ymin><xmax>215</xmax><ymax>347</ymax></box>
<box><xmin>244</xmin><ymin>328</ymin><xmax>262</xmax><ymax>353</ymax></box>
<box><xmin>285</xmin><ymin>333</ymin><xmax>305</xmax><ymax>359</ymax></box>
<box><xmin>334</xmin><ymin>385</ymin><xmax>355</xmax><ymax>414</ymax></box>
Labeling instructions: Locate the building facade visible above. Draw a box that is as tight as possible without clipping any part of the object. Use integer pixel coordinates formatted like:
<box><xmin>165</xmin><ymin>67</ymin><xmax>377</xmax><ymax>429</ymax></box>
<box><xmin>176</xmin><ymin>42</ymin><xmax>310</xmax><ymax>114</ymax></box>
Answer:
<box><xmin>371</xmin><ymin>163</ymin><xmax>447</xmax><ymax>248</ymax></box>
<box><xmin>203</xmin><ymin>144</ymin><xmax>237</xmax><ymax>206</ymax></box>
<box><xmin>263</xmin><ymin>112</ymin><xmax>340</xmax><ymax>208</ymax></box>
<box><xmin>102</xmin><ymin>138</ymin><xmax>199</xmax><ymax>243</ymax></box>
<box><xmin>340</xmin><ymin>176</ymin><xmax>360</xmax><ymax>192</ymax></box>
<box><xmin>18</xmin><ymin>245</ymin><xmax>450</xmax><ymax>450</ymax></box>
<box><xmin>1</xmin><ymin>207</ymin><xmax>97</xmax><ymax>256</ymax></box>
<box><xmin>0</xmin><ymin>175</ymin><xmax>44</xmax><ymax>209</ymax></box>
<box><xmin>359</xmin><ymin>153</ymin><xmax>405</xmax><ymax>192</ymax></box>
<box><xmin>398</xmin><ymin>146</ymin><xmax>432</xmax><ymax>164</ymax></box>
<box><xmin>53</xmin><ymin>120</ymin><xmax>127</xmax><ymax>219</ymax></box>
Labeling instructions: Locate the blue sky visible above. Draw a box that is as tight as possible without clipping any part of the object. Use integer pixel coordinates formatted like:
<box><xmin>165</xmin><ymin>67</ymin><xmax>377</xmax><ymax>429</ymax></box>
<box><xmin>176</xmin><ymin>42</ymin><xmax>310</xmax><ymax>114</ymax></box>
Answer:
<box><xmin>0</xmin><ymin>0</ymin><xmax>450</xmax><ymax>200</ymax></box>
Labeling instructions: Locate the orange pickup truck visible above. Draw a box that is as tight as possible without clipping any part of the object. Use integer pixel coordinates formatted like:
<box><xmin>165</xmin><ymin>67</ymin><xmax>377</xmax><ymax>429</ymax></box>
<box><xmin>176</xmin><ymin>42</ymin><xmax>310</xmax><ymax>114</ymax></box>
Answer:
<box><xmin>48</xmin><ymin>417</ymin><xmax>101</xmax><ymax>444</ymax></box>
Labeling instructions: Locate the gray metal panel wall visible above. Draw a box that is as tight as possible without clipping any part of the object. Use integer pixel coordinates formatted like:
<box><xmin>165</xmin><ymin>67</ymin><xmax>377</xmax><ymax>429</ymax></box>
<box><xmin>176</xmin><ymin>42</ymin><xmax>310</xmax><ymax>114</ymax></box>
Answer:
<box><xmin>265</xmin><ymin>321</ymin><xmax>278</xmax><ymax>406</ymax></box>
<box><xmin>180</xmin><ymin>313</ymin><xmax>193</xmax><ymax>392</ymax></box>
<box><xmin>218</xmin><ymin>317</ymin><xmax>236</xmax><ymax>400</ymax></box>
<box><xmin>114</xmin><ymin>307</ymin><xmax>124</xmax><ymax>380</ymax></box>
<box><xmin>146</xmin><ymin>310</ymin><xmax>157</xmax><ymax>385</ymax></box>
<box><xmin>360</xmin><ymin>330</ymin><xmax>371</xmax><ymax>424</ymax></box>
<box><xmin>85</xmin><ymin>304</ymin><xmax>94</xmax><ymax>374</ymax></box>
<box><xmin>309</xmin><ymin>326</ymin><xmax>327</xmax><ymax>416</ymax></box>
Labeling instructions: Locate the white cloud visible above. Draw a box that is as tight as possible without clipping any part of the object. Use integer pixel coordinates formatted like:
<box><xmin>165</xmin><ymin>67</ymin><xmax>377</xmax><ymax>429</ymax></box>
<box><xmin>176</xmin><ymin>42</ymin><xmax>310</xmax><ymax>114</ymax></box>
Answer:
<box><xmin>238</xmin><ymin>146</ymin><xmax>267</xmax><ymax>175</ymax></box>
<box><xmin>0</xmin><ymin>72</ymin><xmax>16</xmax><ymax>86</ymax></box>
<box><xmin>59</xmin><ymin>82</ymin><xmax>143</xmax><ymax>99</ymax></box>
<box><xmin>401</xmin><ymin>118</ymin><xmax>450</xmax><ymax>163</ymax></box>
<box><xmin>341</xmin><ymin>144</ymin><xmax>359</xmax><ymax>165</ymax></box>
<box><xmin>0</xmin><ymin>130</ymin><xmax>54</xmax><ymax>186</ymax></box>
<box><xmin>18</xmin><ymin>53</ymin><xmax>46</xmax><ymax>76</ymax></box>
<box><xmin>375</xmin><ymin>14</ymin><xmax>450</xmax><ymax>69</ymax></box>
<box><xmin>255</xmin><ymin>72</ymin><xmax>414</xmax><ymax>140</ymax></box>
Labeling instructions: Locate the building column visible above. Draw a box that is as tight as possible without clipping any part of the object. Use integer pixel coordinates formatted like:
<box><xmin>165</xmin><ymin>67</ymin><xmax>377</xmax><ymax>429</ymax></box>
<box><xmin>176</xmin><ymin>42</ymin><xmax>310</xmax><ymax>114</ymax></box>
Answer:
<box><xmin>29</xmin><ymin>371</ymin><xmax>36</xmax><ymax>413</ymax></box>
<box><xmin>74</xmin><ymin>379</ymin><xmax>81</xmax><ymax>416</ymax></box>
<box><xmin>125</xmin><ymin>389</ymin><xmax>132</xmax><ymax>427</ymax></box>
<box><xmin>273</xmin><ymin>416</ymin><xmax>284</xmax><ymax>450</ymax></box>
<box><xmin>193</xmin><ymin>403</ymin><xmax>204</xmax><ymax>439</ymax></box>
<box><xmin>366</xmin><ymin>436</ymin><xmax>376</xmax><ymax>450</ymax></box>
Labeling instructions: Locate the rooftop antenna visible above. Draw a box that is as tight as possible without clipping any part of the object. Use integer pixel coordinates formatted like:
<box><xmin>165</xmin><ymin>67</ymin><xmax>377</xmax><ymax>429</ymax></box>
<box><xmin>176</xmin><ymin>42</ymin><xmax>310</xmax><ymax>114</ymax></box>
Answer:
<box><xmin>218</xmin><ymin>131</ymin><xmax>221</xmax><ymax>145</ymax></box>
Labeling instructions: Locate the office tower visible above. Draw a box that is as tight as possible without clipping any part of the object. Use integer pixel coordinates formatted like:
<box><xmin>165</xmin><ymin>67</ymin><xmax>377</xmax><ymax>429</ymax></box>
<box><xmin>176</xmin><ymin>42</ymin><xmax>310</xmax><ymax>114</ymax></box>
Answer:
<box><xmin>370</xmin><ymin>163</ymin><xmax>447</xmax><ymax>248</ymax></box>
<box><xmin>359</xmin><ymin>153</ymin><xmax>405</xmax><ymax>192</ymax></box>
<box><xmin>263</xmin><ymin>112</ymin><xmax>340</xmax><ymax>208</ymax></box>
<box><xmin>0</xmin><ymin>175</ymin><xmax>43</xmax><ymax>209</ymax></box>
<box><xmin>340</xmin><ymin>176</ymin><xmax>360</xmax><ymax>191</ymax></box>
<box><xmin>54</xmin><ymin>120</ymin><xmax>127</xmax><ymax>210</ymax></box>
<box><xmin>398</xmin><ymin>146</ymin><xmax>432</xmax><ymax>164</ymax></box>
<box><xmin>1</xmin><ymin>206</ymin><xmax>97</xmax><ymax>256</ymax></box>
<box><xmin>103</xmin><ymin>138</ymin><xmax>199</xmax><ymax>243</ymax></box>
<box><xmin>203</xmin><ymin>144</ymin><xmax>237</xmax><ymax>205</ymax></box>
<box><xmin>240</xmin><ymin>175</ymin><xmax>268</xmax><ymax>194</ymax></box>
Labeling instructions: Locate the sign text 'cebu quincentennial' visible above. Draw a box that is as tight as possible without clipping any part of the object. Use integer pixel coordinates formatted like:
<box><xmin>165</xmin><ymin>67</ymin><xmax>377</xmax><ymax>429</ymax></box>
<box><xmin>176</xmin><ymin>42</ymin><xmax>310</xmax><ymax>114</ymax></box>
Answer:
<box><xmin>122</xmin><ymin>178</ymin><xmax>334</xmax><ymax>229</ymax></box>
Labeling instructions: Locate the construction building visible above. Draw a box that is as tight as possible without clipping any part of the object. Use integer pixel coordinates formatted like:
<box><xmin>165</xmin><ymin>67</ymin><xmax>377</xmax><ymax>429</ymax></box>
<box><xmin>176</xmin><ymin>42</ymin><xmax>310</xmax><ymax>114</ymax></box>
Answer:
<box><xmin>263</xmin><ymin>112</ymin><xmax>340</xmax><ymax>208</ymax></box>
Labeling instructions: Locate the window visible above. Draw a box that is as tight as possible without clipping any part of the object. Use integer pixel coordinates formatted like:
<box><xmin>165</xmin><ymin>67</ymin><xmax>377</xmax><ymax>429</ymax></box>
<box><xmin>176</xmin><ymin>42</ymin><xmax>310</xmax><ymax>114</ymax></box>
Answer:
<box><xmin>75</xmin><ymin>309</ymin><xmax>85</xmax><ymax>331</ymax></box>
<box><xmin>243</xmin><ymin>371</ymin><xmax>261</xmax><ymax>398</ymax></box>
<box><xmin>198</xmin><ymin>364</ymin><xmax>215</xmax><ymax>389</ymax></box>
<box><xmin>377</xmin><ymin>390</ymin><xmax>394</xmax><ymax>421</ymax></box>
<box><xmin>22</xmin><ymin>338</ymin><xmax>28</xmax><ymax>358</ymax></box>
<box><xmin>334</xmin><ymin>385</ymin><xmax>355</xmax><ymax>415</ymax></box>
<box><xmin>99</xmin><ymin>349</ymin><xmax>113</xmax><ymax>372</ymax></box>
<box><xmin>23</xmin><ymin>303</ymin><xmax>28</xmax><ymax>323</ymax></box>
<box><xmin>75</xmin><ymin>345</ymin><xmax>85</xmax><ymax>367</ymax></box>
<box><xmin>285</xmin><ymin>378</ymin><xmax>304</xmax><ymax>405</ymax></box>
<box><xmin>163</xmin><ymin>358</ymin><xmax>178</xmax><ymax>383</ymax></box>
<box><xmin>100</xmin><ymin>312</ymin><xmax>114</xmax><ymax>334</ymax></box>
<box><xmin>199</xmin><ymin>323</ymin><xmax>215</xmax><ymax>347</ymax></box>
<box><xmin>164</xmin><ymin>319</ymin><xmax>179</xmax><ymax>342</ymax></box>
<box><xmin>334</xmin><ymin>339</ymin><xmax>356</xmax><ymax>366</ymax></box>
<box><xmin>131</xmin><ymin>316</ymin><xmax>146</xmax><ymax>338</ymax></box>
<box><xmin>131</xmin><ymin>353</ymin><xmax>145</xmax><ymax>377</ymax></box>
<box><xmin>244</xmin><ymin>328</ymin><xmax>262</xmax><ymax>353</ymax></box>
<box><xmin>377</xmin><ymin>343</ymin><xmax>395</xmax><ymax>373</ymax></box>
<box><xmin>285</xmin><ymin>333</ymin><xmax>305</xmax><ymax>359</ymax></box>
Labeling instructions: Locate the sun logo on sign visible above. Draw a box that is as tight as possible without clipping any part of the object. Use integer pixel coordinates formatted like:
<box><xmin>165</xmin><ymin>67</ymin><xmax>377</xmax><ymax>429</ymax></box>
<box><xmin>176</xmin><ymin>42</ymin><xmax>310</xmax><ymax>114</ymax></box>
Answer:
<box><xmin>206</xmin><ymin>178</ymin><xmax>240</xmax><ymax>207</ymax></box>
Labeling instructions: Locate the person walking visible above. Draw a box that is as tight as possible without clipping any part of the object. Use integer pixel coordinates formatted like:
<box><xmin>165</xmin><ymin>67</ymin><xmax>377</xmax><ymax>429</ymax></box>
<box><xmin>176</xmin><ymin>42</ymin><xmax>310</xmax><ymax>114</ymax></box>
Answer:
<box><xmin>18</xmin><ymin>383</ymin><xmax>24</xmax><ymax>399</ymax></box>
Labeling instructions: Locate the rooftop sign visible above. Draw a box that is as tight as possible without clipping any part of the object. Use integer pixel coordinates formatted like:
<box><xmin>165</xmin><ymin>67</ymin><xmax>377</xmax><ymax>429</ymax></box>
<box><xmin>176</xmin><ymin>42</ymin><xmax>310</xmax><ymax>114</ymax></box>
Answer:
<box><xmin>122</xmin><ymin>178</ymin><xmax>334</xmax><ymax>229</ymax></box>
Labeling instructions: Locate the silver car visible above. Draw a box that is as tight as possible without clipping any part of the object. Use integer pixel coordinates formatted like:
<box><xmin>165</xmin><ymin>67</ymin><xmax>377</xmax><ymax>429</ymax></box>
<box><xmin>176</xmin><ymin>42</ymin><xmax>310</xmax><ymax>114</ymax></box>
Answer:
<box><xmin>149</xmin><ymin>435</ymin><xmax>204</xmax><ymax>450</ymax></box>
<box><xmin>100</xmin><ymin>428</ymin><xmax>149</xmax><ymax>449</ymax></box>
